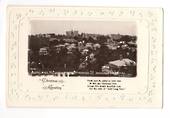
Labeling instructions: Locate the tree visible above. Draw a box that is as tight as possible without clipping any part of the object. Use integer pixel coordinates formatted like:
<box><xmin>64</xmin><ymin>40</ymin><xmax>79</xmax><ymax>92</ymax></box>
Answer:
<box><xmin>96</xmin><ymin>44</ymin><xmax>110</xmax><ymax>71</ymax></box>
<box><xmin>97</xmin><ymin>35</ymin><xmax>107</xmax><ymax>44</ymax></box>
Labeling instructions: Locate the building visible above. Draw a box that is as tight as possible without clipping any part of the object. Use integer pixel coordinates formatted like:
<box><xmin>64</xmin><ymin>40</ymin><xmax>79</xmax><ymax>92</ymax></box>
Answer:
<box><xmin>81</xmin><ymin>33</ymin><xmax>99</xmax><ymax>39</ymax></box>
<box><xmin>66</xmin><ymin>30</ymin><xmax>79</xmax><ymax>37</ymax></box>
<box><xmin>110</xmin><ymin>34</ymin><xmax>122</xmax><ymax>40</ymax></box>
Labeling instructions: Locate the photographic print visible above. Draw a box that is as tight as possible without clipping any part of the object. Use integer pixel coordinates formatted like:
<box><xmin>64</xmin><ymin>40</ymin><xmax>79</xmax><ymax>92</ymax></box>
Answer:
<box><xmin>7</xmin><ymin>6</ymin><xmax>162</xmax><ymax>107</ymax></box>
<box><xmin>28</xmin><ymin>20</ymin><xmax>137</xmax><ymax>77</ymax></box>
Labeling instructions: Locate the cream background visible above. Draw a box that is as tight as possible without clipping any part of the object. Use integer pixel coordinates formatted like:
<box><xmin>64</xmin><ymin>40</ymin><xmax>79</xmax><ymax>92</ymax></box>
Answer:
<box><xmin>1</xmin><ymin>0</ymin><xmax>170</xmax><ymax>118</ymax></box>
<box><xmin>6</xmin><ymin>6</ymin><xmax>162</xmax><ymax>107</ymax></box>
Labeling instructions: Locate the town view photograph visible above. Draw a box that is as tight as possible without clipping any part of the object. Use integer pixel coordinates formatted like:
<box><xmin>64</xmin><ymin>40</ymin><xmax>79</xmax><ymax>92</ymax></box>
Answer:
<box><xmin>28</xmin><ymin>20</ymin><xmax>137</xmax><ymax>77</ymax></box>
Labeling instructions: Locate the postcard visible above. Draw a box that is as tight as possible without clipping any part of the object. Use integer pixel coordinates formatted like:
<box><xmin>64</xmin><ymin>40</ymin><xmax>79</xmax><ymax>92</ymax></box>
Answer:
<box><xmin>6</xmin><ymin>6</ymin><xmax>163</xmax><ymax>107</ymax></box>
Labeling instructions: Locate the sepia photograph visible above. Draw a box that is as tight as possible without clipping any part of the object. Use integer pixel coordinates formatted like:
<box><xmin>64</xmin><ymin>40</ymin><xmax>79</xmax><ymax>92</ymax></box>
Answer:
<box><xmin>6</xmin><ymin>6</ymin><xmax>163</xmax><ymax>108</ymax></box>
<box><xmin>28</xmin><ymin>20</ymin><xmax>137</xmax><ymax>77</ymax></box>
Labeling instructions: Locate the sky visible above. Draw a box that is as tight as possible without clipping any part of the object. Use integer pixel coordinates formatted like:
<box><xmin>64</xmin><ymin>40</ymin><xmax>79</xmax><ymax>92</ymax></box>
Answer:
<box><xmin>31</xmin><ymin>20</ymin><xmax>136</xmax><ymax>35</ymax></box>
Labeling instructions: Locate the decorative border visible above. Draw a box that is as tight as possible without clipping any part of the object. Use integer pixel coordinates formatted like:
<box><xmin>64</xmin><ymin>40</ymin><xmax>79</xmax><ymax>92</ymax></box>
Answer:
<box><xmin>7</xmin><ymin>6</ymin><xmax>163</xmax><ymax>107</ymax></box>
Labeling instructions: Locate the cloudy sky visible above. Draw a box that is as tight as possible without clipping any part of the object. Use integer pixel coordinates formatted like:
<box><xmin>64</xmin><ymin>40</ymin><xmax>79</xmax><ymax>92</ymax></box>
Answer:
<box><xmin>31</xmin><ymin>20</ymin><xmax>136</xmax><ymax>35</ymax></box>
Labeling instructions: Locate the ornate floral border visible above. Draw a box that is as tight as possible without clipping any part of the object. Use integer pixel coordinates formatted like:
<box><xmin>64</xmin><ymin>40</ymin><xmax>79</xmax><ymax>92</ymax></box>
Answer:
<box><xmin>7</xmin><ymin>6</ymin><xmax>163</xmax><ymax>107</ymax></box>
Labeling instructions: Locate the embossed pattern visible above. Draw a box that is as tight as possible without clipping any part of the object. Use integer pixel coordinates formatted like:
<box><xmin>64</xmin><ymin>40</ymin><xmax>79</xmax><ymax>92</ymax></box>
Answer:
<box><xmin>7</xmin><ymin>7</ymin><xmax>162</xmax><ymax>107</ymax></box>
